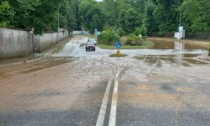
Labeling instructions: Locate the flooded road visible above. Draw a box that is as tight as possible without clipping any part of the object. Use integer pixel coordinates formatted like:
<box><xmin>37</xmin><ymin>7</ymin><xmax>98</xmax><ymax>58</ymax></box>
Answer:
<box><xmin>149</xmin><ymin>37</ymin><xmax>209</xmax><ymax>50</ymax></box>
<box><xmin>0</xmin><ymin>36</ymin><xmax>210</xmax><ymax>126</ymax></box>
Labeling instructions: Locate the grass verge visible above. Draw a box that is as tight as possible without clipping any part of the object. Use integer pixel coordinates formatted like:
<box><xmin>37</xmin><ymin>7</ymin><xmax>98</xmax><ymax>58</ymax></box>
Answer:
<box><xmin>97</xmin><ymin>41</ymin><xmax>154</xmax><ymax>50</ymax></box>
<box><xmin>109</xmin><ymin>53</ymin><xmax>128</xmax><ymax>57</ymax></box>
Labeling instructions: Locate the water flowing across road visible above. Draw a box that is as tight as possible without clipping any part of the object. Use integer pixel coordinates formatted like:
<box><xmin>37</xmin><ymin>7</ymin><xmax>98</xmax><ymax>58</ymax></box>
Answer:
<box><xmin>1</xmin><ymin>36</ymin><xmax>209</xmax><ymax>126</ymax></box>
<box><xmin>52</xmin><ymin>36</ymin><xmax>210</xmax><ymax>126</ymax></box>
<box><xmin>53</xmin><ymin>36</ymin><xmax>208</xmax><ymax>58</ymax></box>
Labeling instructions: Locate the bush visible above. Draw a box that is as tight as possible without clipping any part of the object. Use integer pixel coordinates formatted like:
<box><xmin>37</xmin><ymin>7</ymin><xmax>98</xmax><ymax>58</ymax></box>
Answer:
<box><xmin>125</xmin><ymin>35</ymin><xmax>143</xmax><ymax>46</ymax></box>
<box><xmin>110</xmin><ymin>53</ymin><xmax>128</xmax><ymax>57</ymax></box>
<box><xmin>0</xmin><ymin>22</ymin><xmax>7</xmax><ymax>28</ymax></box>
<box><xmin>134</xmin><ymin>28</ymin><xmax>141</xmax><ymax>36</ymax></box>
<box><xmin>134</xmin><ymin>25</ymin><xmax>148</xmax><ymax>36</ymax></box>
<box><xmin>97</xmin><ymin>29</ymin><xmax>121</xmax><ymax>45</ymax></box>
<box><xmin>117</xmin><ymin>27</ymin><xmax>125</xmax><ymax>37</ymax></box>
<box><xmin>140</xmin><ymin>25</ymin><xmax>147</xmax><ymax>36</ymax></box>
<box><xmin>103</xmin><ymin>24</ymin><xmax>114</xmax><ymax>31</ymax></box>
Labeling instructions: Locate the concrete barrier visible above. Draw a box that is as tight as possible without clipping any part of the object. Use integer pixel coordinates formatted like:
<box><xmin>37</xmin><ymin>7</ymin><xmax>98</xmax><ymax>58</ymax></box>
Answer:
<box><xmin>0</xmin><ymin>28</ymin><xmax>68</xmax><ymax>59</ymax></box>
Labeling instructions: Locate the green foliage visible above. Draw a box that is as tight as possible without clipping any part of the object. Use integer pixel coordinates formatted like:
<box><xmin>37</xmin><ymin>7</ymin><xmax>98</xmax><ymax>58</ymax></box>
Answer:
<box><xmin>97</xmin><ymin>29</ymin><xmax>121</xmax><ymax>45</ymax></box>
<box><xmin>0</xmin><ymin>0</ymin><xmax>77</xmax><ymax>35</ymax></box>
<box><xmin>0</xmin><ymin>0</ymin><xmax>209</xmax><ymax>36</ymax></box>
<box><xmin>209</xmin><ymin>44</ymin><xmax>210</xmax><ymax>56</ymax></box>
<box><xmin>134</xmin><ymin>28</ymin><xmax>141</xmax><ymax>36</ymax></box>
<box><xmin>134</xmin><ymin>26</ymin><xmax>148</xmax><ymax>36</ymax></box>
<box><xmin>103</xmin><ymin>24</ymin><xmax>113</xmax><ymax>30</ymax></box>
<box><xmin>0</xmin><ymin>22</ymin><xmax>7</xmax><ymax>27</ymax></box>
<box><xmin>143</xmin><ymin>0</ymin><xmax>159</xmax><ymax>35</ymax></box>
<box><xmin>110</xmin><ymin>53</ymin><xmax>128</xmax><ymax>57</ymax></box>
<box><xmin>118</xmin><ymin>8</ymin><xmax>142</xmax><ymax>34</ymax></box>
<box><xmin>117</xmin><ymin>27</ymin><xmax>125</xmax><ymax>37</ymax></box>
<box><xmin>97</xmin><ymin>41</ymin><xmax>154</xmax><ymax>49</ymax></box>
<box><xmin>180</xmin><ymin>0</ymin><xmax>210</xmax><ymax>32</ymax></box>
<box><xmin>140</xmin><ymin>25</ymin><xmax>147</xmax><ymax>36</ymax></box>
<box><xmin>79</xmin><ymin>0</ymin><xmax>107</xmax><ymax>34</ymax></box>
<box><xmin>153</xmin><ymin>1</ymin><xmax>179</xmax><ymax>33</ymax></box>
<box><xmin>0</xmin><ymin>1</ymin><xmax>15</xmax><ymax>27</ymax></box>
<box><xmin>125</xmin><ymin>34</ymin><xmax>143</xmax><ymax>46</ymax></box>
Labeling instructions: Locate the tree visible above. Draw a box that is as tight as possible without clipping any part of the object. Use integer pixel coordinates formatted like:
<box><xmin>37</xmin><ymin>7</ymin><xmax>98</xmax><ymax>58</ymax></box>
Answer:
<box><xmin>143</xmin><ymin>0</ymin><xmax>159</xmax><ymax>35</ymax></box>
<box><xmin>152</xmin><ymin>0</ymin><xmax>181</xmax><ymax>33</ymax></box>
<box><xmin>104</xmin><ymin>0</ymin><xmax>117</xmax><ymax>26</ymax></box>
<box><xmin>79</xmin><ymin>0</ymin><xmax>107</xmax><ymax>34</ymax></box>
<box><xmin>180</xmin><ymin>0</ymin><xmax>210</xmax><ymax>32</ymax></box>
<box><xmin>4</xmin><ymin>0</ymin><xmax>77</xmax><ymax>35</ymax></box>
<box><xmin>8</xmin><ymin>0</ymin><xmax>41</xmax><ymax>30</ymax></box>
<box><xmin>118</xmin><ymin>8</ymin><xmax>142</xmax><ymax>34</ymax></box>
<box><xmin>97</xmin><ymin>28</ymin><xmax>121</xmax><ymax>45</ymax></box>
<box><xmin>0</xmin><ymin>1</ymin><xmax>14</xmax><ymax>27</ymax></box>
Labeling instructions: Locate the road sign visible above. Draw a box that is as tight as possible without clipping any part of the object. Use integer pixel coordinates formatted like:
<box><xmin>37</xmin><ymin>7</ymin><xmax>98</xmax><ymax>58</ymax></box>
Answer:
<box><xmin>179</xmin><ymin>26</ymin><xmax>183</xmax><ymax>33</ymax></box>
<box><xmin>115</xmin><ymin>42</ymin><xmax>122</xmax><ymax>49</ymax></box>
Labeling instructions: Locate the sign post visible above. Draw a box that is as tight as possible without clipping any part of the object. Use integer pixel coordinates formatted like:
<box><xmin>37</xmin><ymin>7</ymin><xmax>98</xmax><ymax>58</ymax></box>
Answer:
<box><xmin>115</xmin><ymin>42</ymin><xmax>122</xmax><ymax>57</ymax></box>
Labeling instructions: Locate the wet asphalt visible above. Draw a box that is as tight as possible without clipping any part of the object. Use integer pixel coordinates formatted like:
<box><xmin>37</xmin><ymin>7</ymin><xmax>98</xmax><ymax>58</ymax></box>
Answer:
<box><xmin>0</xmin><ymin>36</ymin><xmax>210</xmax><ymax>126</ymax></box>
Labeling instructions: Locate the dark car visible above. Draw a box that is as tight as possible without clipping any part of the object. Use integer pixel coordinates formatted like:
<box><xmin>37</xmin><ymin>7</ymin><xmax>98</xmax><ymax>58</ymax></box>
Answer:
<box><xmin>86</xmin><ymin>41</ymin><xmax>96</xmax><ymax>51</ymax></box>
<box><xmin>87</xmin><ymin>38</ymin><xmax>97</xmax><ymax>45</ymax></box>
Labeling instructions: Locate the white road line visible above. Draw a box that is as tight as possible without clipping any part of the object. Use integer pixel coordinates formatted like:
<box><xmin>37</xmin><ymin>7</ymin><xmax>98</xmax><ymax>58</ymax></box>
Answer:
<box><xmin>96</xmin><ymin>77</ymin><xmax>113</xmax><ymax>126</ymax></box>
<box><xmin>108</xmin><ymin>79</ymin><xmax>118</xmax><ymax>126</ymax></box>
<box><xmin>192</xmin><ymin>57</ymin><xmax>210</xmax><ymax>64</ymax></box>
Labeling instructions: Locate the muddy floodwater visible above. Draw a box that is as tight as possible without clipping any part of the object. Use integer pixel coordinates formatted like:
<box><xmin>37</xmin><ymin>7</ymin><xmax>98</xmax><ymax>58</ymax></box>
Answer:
<box><xmin>149</xmin><ymin>38</ymin><xmax>209</xmax><ymax>50</ymax></box>
<box><xmin>0</xmin><ymin>36</ymin><xmax>210</xmax><ymax>126</ymax></box>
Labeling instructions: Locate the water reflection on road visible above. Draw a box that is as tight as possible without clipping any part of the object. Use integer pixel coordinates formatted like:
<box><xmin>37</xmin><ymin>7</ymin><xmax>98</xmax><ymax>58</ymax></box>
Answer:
<box><xmin>50</xmin><ymin>36</ymin><xmax>210</xmax><ymax>126</ymax></box>
<box><xmin>174</xmin><ymin>40</ymin><xmax>185</xmax><ymax>65</ymax></box>
<box><xmin>174</xmin><ymin>40</ymin><xmax>185</xmax><ymax>50</ymax></box>
<box><xmin>53</xmin><ymin>37</ymin><xmax>208</xmax><ymax>65</ymax></box>
<box><xmin>0</xmin><ymin>36</ymin><xmax>209</xmax><ymax>126</ymax></box>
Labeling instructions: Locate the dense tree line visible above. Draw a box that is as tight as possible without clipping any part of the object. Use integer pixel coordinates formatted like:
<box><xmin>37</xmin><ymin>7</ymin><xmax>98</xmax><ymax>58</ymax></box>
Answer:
<box><xmin>78</xmin><ymin>0</ymin><xmax>210</xmax><ymax>35</ymax></box>
<box><xmin>0</xmin><ymin>0</ymin><xmax>77</xmax><ymax>34</ymax></box>
<box><xmin>0</xmin><ymin>0</ymin><xmax>209</xmax><ymax>35</ymax></box>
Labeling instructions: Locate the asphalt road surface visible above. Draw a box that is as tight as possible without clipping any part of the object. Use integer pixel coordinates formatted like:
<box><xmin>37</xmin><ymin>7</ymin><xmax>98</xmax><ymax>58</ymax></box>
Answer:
<box><xmin>0</xmin><ymin>36</ymin><xmax>210</xmax><ymax>126</ymax></box>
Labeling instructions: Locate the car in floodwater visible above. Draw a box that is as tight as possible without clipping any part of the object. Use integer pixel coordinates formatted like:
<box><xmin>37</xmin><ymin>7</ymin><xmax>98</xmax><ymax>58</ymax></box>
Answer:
<box><xmin>87</xmin><ymin>38</ymin><xmax>97</xmax><ymax>45</ymax></box>
<box><xmin>86</xmin><ymin>41</ymin><xmax>96</xmax><ymax>51</ymax></box>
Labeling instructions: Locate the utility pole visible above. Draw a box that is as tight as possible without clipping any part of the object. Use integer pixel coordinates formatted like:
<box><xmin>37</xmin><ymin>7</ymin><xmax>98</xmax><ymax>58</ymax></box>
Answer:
<box><xmin>172</xmin><ymin>4</ymin><xmax>181</xmax><ymax>26</ymax></box>
<box><xmin>57</xmin><ymin>9</ymin><xmax>60</xmax><ymax>43</ymax></box>
<box><xmin>114</xmin><ymin>0</ymin><xmax>118</xmax><ymax>25</ymax></box>
<box><xmin>179</xmin><ymin>10</ymin><xmax>181</xmax><ymax>26</ymax></box>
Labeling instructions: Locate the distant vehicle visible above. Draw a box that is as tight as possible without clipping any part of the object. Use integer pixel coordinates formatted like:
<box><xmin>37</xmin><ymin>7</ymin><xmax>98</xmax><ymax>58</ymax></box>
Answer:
<box><xmin>87</xmin><ymin>38</ymin><xmax>96</xmax><ymax>45</ymax></box>
<box><xmin>86</xmin><ymin>41</ymin><xmax>96</xmax><ymax>51</ymax></box>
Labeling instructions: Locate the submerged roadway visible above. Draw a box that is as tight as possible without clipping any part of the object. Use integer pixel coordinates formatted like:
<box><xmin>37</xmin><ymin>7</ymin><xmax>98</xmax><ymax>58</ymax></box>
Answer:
<box><xmin>0</xmin><ymin>36</ymin><xmax>210</xmax><ymax>126</ymax></box>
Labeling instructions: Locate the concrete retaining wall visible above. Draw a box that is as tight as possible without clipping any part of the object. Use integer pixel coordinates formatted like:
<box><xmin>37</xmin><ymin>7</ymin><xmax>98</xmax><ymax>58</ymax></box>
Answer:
<box><xmin>34</xmin><ymin>30</ymin><xmax>68</xmax><ymax>52</ymax></box>
<box><xmin>0</xmin><ymin>28</ymin><xmax>32</xmax><ymax>58</ymax></box>
<box><xmin>0</xmin><ymin>28</ymin><xmax>68</xmax><ymax>59</ymax></box>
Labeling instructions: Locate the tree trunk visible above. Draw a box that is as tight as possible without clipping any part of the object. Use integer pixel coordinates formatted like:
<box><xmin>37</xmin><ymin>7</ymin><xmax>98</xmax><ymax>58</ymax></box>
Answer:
<box><xmin>209</xmin><ymin>50</ymin><xmax>210</xmax><ymax>56</ymax></box>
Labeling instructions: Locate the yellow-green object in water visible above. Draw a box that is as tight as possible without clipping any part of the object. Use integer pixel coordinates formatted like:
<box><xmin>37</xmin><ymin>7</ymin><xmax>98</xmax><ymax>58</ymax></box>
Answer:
<box><xmin>117</xmin><ymin>50</ymin><xmax>120</xmax><ymax>57</ymax></box>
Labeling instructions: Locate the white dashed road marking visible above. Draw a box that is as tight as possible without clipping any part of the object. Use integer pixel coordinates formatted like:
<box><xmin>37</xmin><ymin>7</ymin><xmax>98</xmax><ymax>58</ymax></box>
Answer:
<box><xmin>96</xmin><ymin>77</ymin><xmax>113</xmax><ymax>126</ymax></box>
<box><xmin>108</xmin><ymin>79</ymin><xmax>118</xmax><ymax>126</ymax></box>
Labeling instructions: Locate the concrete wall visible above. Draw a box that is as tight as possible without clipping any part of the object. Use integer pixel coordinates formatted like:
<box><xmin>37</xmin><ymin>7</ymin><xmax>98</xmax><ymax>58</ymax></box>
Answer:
<box><xmin>0</xmin><ymin>28</ymin><xmax>68</xmax><ymax>59</ymax></box>
<box><xmin>0</xmin><ymin>28</ymin><xmax>32</xmax><ymax>58</ymax></box>
<box><xmin>34</xmin><ymin>30</ymin><xmax>68</xmax><ymax>52</ymax></box>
